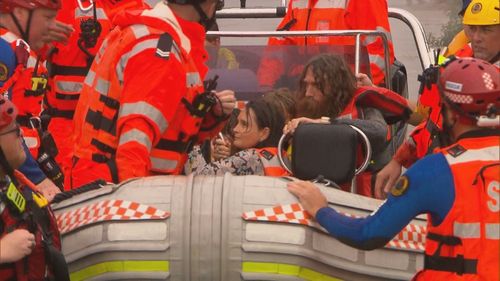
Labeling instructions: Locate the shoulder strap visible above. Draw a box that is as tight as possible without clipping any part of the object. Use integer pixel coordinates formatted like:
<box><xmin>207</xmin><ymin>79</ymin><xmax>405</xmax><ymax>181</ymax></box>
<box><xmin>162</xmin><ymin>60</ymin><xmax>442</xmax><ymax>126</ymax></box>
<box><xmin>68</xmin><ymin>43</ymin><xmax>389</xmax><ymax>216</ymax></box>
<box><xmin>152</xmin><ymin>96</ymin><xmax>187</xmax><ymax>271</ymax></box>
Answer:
<box><xmin>354</xmin><ymin>86</ymin><xmax>412</xmax><ymax>124</ymax></box>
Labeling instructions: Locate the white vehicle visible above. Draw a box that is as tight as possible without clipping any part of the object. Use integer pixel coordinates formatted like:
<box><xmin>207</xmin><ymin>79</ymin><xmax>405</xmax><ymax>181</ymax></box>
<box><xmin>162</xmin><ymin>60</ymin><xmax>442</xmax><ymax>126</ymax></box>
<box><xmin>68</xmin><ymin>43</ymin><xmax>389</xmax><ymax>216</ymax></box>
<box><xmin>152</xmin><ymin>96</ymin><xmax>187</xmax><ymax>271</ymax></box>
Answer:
<box><xmin>53</xmin><ymin>4</ymin><xmax>433</xmax><ymax>281</ymax></box>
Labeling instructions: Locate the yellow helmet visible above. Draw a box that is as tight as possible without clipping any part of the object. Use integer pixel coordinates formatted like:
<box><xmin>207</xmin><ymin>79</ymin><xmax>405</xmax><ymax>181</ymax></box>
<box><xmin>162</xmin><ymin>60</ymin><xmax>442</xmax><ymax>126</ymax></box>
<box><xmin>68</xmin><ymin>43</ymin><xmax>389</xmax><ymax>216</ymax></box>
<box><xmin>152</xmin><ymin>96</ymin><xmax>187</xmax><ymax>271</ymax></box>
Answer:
<box><xmin>462</xmin><ymin>0</ymin><xmax>499</xmax><ymax>25</ymax></box>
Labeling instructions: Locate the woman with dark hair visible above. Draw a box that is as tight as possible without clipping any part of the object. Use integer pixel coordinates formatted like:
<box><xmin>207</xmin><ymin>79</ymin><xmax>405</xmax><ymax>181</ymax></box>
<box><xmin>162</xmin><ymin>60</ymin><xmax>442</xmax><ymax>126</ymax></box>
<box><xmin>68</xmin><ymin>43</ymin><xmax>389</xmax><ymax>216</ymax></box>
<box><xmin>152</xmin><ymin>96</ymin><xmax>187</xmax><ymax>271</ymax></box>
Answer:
<box><xmin>186</xmin><ymin>98</ymin><xmax>289</xmax><ymax>176</ymax></box>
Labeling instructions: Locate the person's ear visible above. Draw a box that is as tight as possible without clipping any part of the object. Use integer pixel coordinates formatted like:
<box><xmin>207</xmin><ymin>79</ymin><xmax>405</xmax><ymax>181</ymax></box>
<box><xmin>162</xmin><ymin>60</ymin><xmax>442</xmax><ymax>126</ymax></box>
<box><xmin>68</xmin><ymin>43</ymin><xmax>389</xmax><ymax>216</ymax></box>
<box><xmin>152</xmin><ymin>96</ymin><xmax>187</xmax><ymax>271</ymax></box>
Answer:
<box><xmin>259</xmin><ymin>127</ymin><xmax>270</xmax><ymax>142</ymax></box>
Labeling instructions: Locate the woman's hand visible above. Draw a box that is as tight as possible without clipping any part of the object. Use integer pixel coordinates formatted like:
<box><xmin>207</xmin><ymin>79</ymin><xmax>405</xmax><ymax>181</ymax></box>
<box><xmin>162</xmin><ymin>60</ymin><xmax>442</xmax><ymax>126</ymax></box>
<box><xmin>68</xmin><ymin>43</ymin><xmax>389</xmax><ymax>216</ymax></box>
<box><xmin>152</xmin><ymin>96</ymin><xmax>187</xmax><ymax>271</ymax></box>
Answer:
<box><xmin>0</xmin><ymin>229</ymin><xmax>35</xmax><ymax>263</ymax></box>
<box><xmin>211</xmin><ymin>136</ymin><xmax>232</xmax><ymax>161</ymax></box>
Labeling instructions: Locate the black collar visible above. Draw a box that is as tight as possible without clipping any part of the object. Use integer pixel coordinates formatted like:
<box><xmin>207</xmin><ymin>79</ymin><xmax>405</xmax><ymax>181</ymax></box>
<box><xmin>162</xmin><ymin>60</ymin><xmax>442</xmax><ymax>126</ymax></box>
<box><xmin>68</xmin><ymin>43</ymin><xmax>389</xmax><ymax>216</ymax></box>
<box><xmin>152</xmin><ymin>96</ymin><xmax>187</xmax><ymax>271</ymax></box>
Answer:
<box><xmin>456</xmin><ymin>128</ymin><xmax>500</xmax><ymax>141</ymax></box>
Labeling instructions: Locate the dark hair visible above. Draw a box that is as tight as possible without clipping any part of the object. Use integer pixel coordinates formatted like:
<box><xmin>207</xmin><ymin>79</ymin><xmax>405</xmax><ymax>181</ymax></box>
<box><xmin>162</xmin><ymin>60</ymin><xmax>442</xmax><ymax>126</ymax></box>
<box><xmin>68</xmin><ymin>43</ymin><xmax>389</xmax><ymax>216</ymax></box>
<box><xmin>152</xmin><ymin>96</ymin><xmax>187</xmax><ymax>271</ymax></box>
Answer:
<box><xmin>262</xmin><ymin>88</ymin><xmax>296</xmax><ymax>122</ymax></box>
<box><xmin>297</xmin><ymin>54</ymin><xmax>356</xmax><ymax>118</ymax></box>
<box><xmin>221</xmin><ymin>108</ymin><xmax>240</xmax><ymax>139</ymax></box>
<box><xmin>245</xmin><ymin>98</ymin><xmax>286</xmax><ymax>148</ymax></box>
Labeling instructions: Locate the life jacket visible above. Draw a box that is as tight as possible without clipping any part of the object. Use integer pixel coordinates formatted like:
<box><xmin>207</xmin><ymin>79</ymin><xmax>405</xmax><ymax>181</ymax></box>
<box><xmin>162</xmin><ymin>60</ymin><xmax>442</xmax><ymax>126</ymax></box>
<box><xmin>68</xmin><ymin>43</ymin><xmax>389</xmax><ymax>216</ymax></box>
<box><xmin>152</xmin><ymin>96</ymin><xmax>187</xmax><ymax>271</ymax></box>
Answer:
<box><xmin>259</xmin><ymin>0</ymin><xmax>394</xmax><ymax>87</ymax></box>
<box><xmin>255</xmin><ymin>147</ymin><xmax>290</xmax><ymax>176</ymax></box>
<box><xmin>455</xmin><ymin>43</ymin><xmax>474</xmax><ymax>58</ymax></box>
<box><xmin>337</xmin><ymin>86</ymin><xmax>411</xmax><ymax>196</ymax></box>
<box><xmin>71</xmin><ymin>4</ymin><xmax>221</xmax><ymax>185</ymax></box>
<box><xmin>0</xmin><ymin>172</ymin><xmax>67</xmax><ymax>281</ymax></box>
<box><xmin>442</xmin><ymin>30</ymin><xmax>469</xmax><ymax>58</ymax></box>
<box><xmin>46</xmin><ymin>0</ymin><xmax>147</xmax><ymax>182</ymax></box>
<box><xmin>46</xmin><ymin>0</ymin><xmax>146</xmax><ymax>120</ymax></box>
<box><xmin>414</xmin><ymin>133</ymin><xmax>500</xmax><ymax>280</ymax></box>
<box><xmin>0</xmin><ymin>28</ymin><xmax>47</xmax><ymax>159</ymax></box>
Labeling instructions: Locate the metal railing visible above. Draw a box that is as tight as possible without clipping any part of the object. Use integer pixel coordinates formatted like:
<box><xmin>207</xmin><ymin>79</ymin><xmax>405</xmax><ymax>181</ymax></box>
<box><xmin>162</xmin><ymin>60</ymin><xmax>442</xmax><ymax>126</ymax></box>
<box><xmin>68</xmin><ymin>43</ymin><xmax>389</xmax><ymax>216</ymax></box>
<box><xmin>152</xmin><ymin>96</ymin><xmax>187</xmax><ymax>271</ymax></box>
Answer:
<box><xmin>206</xmin><ymin>30</ymin><xmax>392</xmax><ymax>89</ymax></box>
<box><xmin>214</xmin><ymin>7</ymin><xmax>432</xmax><ymax>71</ymax></box>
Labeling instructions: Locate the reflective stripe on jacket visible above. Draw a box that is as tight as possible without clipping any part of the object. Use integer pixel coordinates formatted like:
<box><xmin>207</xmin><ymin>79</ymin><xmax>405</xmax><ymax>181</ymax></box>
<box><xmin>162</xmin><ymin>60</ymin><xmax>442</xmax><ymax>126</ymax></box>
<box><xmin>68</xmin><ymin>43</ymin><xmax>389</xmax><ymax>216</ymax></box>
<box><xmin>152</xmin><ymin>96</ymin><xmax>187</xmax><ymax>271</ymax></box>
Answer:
<box><xmin>415</xmin><ymin>135</ymin><xmax>500</xmax><ymax>280</ymax></box>
<box><xmin>259</xmin><ymin>0</ymin><xmax>394</xmax><ymax>87</ymax></box>
<box><xmin>47</xmin><ymin>0</ymin><xmax>147</xmax><ymax>117</ymax></box>
<box><xmin>255</xmin><ymin>147</ymin><xmax>290</xmax><ymax>176</ymax></box>
<box><xmin>0</xmin><ymin>28</ymin><xmax>46</xmax><ymax>158</ymax></box>
<box><xmin>72</xmin><ymin>3</ymin><xmax>223</xmax><ymax>185</ymax></box>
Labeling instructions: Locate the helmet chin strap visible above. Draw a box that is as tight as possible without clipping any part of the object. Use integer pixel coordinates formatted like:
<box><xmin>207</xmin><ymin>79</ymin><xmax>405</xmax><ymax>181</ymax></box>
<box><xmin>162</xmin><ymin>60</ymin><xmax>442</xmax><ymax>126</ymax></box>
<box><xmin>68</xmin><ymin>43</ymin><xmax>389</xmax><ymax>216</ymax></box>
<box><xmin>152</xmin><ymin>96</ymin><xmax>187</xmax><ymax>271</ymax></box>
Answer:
<box><xmin>192</xmin><ymin>3</ymin><xmax>216</xmax><ymax>31</ymax></box>
<box><xmin>10</xmin><ymin>10</ymin><xmax>33</xmax><ymax>43</ymax></box>
<box><xmin>0</xmin><ymin>147</ymin><xmax>18</xmax><ymax>186</ymax></box>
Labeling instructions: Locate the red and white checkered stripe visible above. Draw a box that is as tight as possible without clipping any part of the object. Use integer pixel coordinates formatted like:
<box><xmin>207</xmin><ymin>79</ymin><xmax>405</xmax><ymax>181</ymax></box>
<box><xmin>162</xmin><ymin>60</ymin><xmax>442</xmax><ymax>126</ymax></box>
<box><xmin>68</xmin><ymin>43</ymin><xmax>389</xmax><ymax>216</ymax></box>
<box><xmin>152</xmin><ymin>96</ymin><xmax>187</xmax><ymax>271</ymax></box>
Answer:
<box><xmin>242</xmin><ymin>203</ymin><xmax>315</xmax><ymax>227</ymax></box>
<box><xmin>242</xmin><ymin>204</ymin><xmax>427</xmax><ymax>252</ymax></box>
<box><xmin>445</xmin><ymin>91</ymin><xmax>473</xmax><ymax>104</ymax></box>
<box><xmin>483</xmin><ymin>72</ymin><xmax>494</xmax><ymax>90</ymax></box>
<box><xmin>56</xmin><ymin>200</ymin><xmax>170</xmax><ymax>235</ymax></box>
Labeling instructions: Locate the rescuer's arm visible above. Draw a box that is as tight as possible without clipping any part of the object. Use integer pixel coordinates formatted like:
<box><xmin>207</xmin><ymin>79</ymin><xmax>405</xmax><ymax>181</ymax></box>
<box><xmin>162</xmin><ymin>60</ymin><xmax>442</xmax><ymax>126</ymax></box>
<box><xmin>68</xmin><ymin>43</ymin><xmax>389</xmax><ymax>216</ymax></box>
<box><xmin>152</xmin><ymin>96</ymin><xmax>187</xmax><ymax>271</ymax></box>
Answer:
<box><xmin>115</xmin><ymin>48</ymin><xmax>185</xmax><ymax>181</ymax></box>
<box><xmin>289</xmin><ymin>153</ymin><xmax>454</xmax><ymax>250</ymax></box>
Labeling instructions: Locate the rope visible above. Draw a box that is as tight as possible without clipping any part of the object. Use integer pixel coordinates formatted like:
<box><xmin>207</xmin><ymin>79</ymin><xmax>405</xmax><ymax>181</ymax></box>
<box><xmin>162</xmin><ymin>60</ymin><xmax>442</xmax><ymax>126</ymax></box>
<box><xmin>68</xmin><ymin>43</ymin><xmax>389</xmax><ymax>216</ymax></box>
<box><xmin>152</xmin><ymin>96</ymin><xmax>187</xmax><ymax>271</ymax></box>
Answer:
<box><xmin>51</xmin><ymin>179</ymin><xmax>106</xmax><ymax>204</ymax></box>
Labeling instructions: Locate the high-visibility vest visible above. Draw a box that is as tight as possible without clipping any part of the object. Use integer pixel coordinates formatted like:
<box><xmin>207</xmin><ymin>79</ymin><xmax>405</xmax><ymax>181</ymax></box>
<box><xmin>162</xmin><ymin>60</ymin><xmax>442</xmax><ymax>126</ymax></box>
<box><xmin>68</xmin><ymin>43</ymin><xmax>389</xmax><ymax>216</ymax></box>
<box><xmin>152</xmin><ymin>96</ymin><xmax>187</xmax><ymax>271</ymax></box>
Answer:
<box><xmin>414</xmin><ymin>135</ymin><xmax>500</xmax><ymax>280</ymax></box>
<box><xmin>0</xmin><ymin>28</ymin><xmax>46</xmax><ymax>158</ymax></box>
<box><xmin>337</xmin><ymin>86</ymin><xmax>411</xmax><ymax>196</ymax></box>
<box><xmin>46</xmin><ymin>0</ymin><xmax>146</xmax><ymax>119</ymax></box>
<box><xmin>255</xmin><ymin>147</ymin><xmax>290</xmax><ymax>176</ymax></box>
<box><xmin>72</xmin><ymin>4</ymin><xmax>221</xmax><ymax>183</ymax></box>
<box><xmin>259</xmin><ymin>0</ymin><xmax>394</xmax><ymax>87</ymax></box>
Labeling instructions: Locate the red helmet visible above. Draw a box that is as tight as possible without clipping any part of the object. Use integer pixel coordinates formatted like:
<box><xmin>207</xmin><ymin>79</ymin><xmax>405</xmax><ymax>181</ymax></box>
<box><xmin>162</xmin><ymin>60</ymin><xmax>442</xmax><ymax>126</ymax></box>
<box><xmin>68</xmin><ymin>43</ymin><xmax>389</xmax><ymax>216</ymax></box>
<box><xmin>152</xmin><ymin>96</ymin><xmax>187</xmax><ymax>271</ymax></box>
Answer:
<box><xmin>0</xmin><ymin>96</ymin><xmax>18</xmax><ymax>131</ymax></box>
<box><xmin>0</xmin><ymin>0</ymin><xmax>61</xmax><ymax>13</ymax></box>
<box><xmin>439</xmin><ymin>58</ymin><xmax>500</xmax><ymax>118</ymax></box>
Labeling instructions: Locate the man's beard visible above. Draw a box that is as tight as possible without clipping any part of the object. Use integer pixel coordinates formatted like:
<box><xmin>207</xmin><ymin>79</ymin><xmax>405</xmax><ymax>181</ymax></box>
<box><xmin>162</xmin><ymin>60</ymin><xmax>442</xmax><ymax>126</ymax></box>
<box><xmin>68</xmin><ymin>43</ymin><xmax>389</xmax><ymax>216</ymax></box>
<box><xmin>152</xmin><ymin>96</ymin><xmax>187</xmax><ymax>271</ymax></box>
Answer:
<box><xmin>295</xmin><ymin>96</ymin><xmax>329</xmax><ymax>119</ymax></box>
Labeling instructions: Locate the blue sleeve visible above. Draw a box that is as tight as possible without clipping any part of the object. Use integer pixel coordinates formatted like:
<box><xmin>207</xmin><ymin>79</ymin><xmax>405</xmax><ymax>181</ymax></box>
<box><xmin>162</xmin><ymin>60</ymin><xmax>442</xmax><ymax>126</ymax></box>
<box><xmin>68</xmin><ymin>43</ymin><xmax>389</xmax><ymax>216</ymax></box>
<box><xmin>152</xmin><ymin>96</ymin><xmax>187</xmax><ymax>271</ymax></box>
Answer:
<box><xmin>0</xmin><ymin>38</ymin><xmax>16</xmax><ymax>99</ymax></box>
<box><xmin>18</xmin><ymin>141</ymin><xmax>47</xmax><ymax>185</ymax></box>
<box><xmin>315</xmin><ymin>153</ymin><xmax>455</xmax><ymax>250</ymax></box>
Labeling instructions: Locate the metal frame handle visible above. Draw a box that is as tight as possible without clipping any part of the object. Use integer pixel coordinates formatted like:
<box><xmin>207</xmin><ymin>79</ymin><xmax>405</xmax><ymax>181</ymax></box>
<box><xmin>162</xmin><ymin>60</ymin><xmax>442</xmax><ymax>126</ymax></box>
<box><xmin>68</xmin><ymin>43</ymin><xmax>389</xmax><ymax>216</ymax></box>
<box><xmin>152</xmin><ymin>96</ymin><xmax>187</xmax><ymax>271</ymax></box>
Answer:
<box><xmin>277</xmin><ymin>124</ymin><xmax>372</xmax><ymax>177</ymax></box>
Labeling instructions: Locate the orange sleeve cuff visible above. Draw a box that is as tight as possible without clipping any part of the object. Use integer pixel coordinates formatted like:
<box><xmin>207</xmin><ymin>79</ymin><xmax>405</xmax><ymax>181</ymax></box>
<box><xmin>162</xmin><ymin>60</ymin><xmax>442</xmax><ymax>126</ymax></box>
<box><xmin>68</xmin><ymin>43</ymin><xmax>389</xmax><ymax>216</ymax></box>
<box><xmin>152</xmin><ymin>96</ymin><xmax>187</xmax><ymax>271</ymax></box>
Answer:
<box><xmin>393</xmin><ymin>141</ymin><xmax>418</xmax><ymax>168</ymax></box>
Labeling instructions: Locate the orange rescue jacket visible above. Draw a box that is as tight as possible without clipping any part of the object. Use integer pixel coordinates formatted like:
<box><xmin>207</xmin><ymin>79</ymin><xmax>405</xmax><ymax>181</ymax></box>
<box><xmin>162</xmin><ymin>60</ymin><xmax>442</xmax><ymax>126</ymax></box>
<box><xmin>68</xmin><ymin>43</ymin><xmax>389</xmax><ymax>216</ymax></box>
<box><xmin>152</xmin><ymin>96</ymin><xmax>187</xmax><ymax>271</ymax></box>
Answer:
<box><xmin>414</xmin><ymin>134</ymin><xmax>500</xmax><ymax>280</ymax></box>
<box><xmin>258</xmin><ymin>0</ymin><xmax>394</xmax><ymax>87</ymax></box>
<box><xmin>256</xmin><ymin>147</ymin><xmax>290</xmax><ymax>176</ymax></box>
<box><xmin>0</xmin><ymin>28</ymin><xmax>47</xmax><ymax>158</ymax></box>
<box><xmin>71</xmin><ymin>3</ymin><xmax>226</xmax><ymax>184</ymax></box>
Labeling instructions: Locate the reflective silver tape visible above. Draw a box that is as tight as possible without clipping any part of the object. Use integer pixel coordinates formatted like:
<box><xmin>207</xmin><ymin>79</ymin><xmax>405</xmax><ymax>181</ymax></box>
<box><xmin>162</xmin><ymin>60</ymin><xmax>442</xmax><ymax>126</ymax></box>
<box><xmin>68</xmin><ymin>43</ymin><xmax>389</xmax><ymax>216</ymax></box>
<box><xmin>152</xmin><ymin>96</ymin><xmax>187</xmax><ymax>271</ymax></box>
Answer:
<box><xmin>75</xmin><ymin>7</ymin><xmax>108</xmax><ymax>20</ymax></box>
<box><xmin>363</xmin><ymin>26</ymin><xmax>393</xmax><ymax>46</ymax></box>
<box><xmin>118</xmin><ymin>129</ymin><xmax>152</xmax><ymax>151</ymax></box>
<box><xmin>486</xmin><ymin>223</ymin><xmax>500</xmax><ymax>240</ymax></box>
<box><xmin>83</xmin><ymin>69</ymin><xmax>96</xmax><ymax>87</ymax></box>
<box><xmin>55</xmin><ymin>81</ymin><xmax>83</xmax><ymax>93</ymax></box>
<box><xmin>151</xmin><ymin>157</ymin><xmax>178</xmax><ymax>171</ymax></box>
<box><xmin>186</xmin><ymin>72</ymin><xmax>202</xmax><ymax>87</ymax></box>
<box><xmin>368</xmin><ymin>53</ymin><xmax>386</xmax><ymax>70</ymax></box>
<box><xmin>131</xmin><ymin>24</ymin><xmax>150</xmax><ymax>39</ymax></box>
<box><xmin>116</xmin><ymin>38</ymin><xmax>159</xmax><ymax>83</ymax></box>
<box><xmin>95</xmin><ymin>78</ymin><xmax>110</xmax><ymax>96</ymax></box>
<box><xmin>453</xmin><ymin>222</ymin><xmax>480</xmax><ymax>239</ymax></box>
<box><xmin>445</xmin><ymin>146</ymin><xmax>499</xmax><ymax>165</ymax></box>
<box><xmin>315</xmin><ymin>0</ymin><xmax>347</xmax><ymax>9</ymax></box>
<box><xmin>119</xmin><ymin>101</ymin><xmax>168</xmax><ymax>132</ymax></box>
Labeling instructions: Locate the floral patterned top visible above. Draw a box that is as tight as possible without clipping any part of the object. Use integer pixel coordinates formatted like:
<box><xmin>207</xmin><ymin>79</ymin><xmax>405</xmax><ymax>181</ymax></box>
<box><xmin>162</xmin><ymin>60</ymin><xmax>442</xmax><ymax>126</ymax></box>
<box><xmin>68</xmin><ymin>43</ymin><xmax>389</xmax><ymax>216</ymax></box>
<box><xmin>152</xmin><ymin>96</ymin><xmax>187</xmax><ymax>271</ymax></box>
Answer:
<box><xmin>185</xmin><ymin>145</ymin><xmax>265</xmax><ymax>176</ymax></box>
